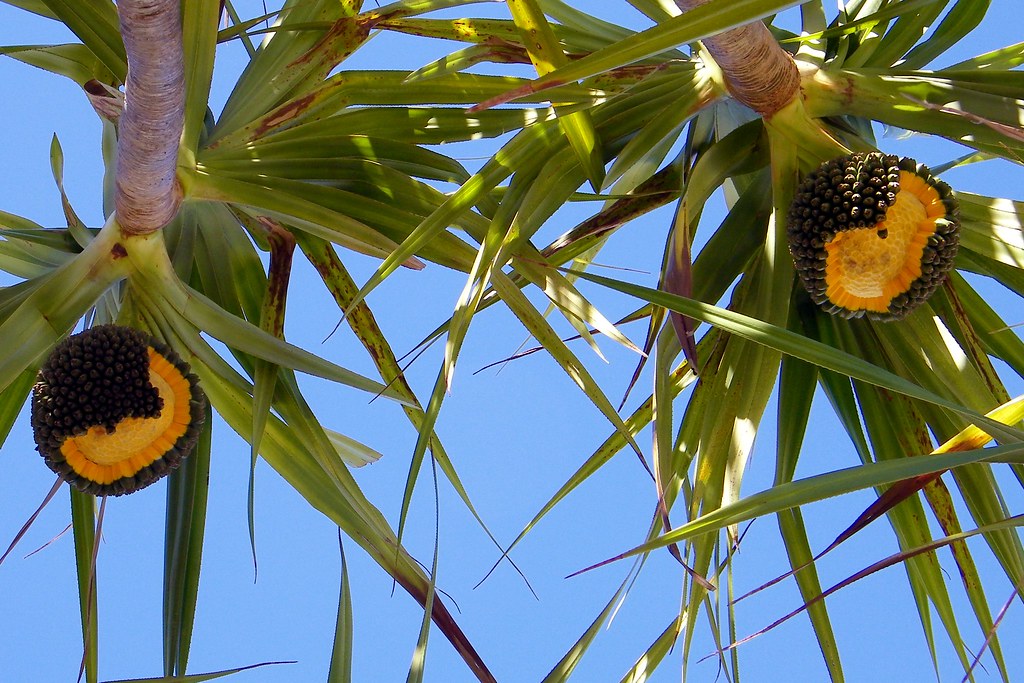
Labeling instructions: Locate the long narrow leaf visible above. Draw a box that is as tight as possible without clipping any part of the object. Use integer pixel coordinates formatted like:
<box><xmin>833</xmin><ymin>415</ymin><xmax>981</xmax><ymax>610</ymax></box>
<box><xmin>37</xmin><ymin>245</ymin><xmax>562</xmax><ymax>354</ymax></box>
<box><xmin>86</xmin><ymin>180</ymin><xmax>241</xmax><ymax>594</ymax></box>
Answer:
<box><xmin>472</xmin><ymin>0</ymin><xmax>806</xmax><ymax>110</ymax></box>
<box><xmin>328</xmin><ymin>536</ymin><xmax>354</xmax><ymax>683</ymax></box>
<box><xmin>576</xmin><ymin>441</ymin><xmax>1024</xmax><ymax>567</ymax></box>
<box><xmin>567</xmin><ymin>269</ymin><xmax>1024</xmax><ymax>444</ymax></box>
<box><xmin>162</xmin><ymin>405</ymin><xmax>212</xmax><ymax>677</ymax></box>
<box><xmin>70</xmin><ymin>489</ymin><xmax>98</xmax><ymax>683</ymax></box>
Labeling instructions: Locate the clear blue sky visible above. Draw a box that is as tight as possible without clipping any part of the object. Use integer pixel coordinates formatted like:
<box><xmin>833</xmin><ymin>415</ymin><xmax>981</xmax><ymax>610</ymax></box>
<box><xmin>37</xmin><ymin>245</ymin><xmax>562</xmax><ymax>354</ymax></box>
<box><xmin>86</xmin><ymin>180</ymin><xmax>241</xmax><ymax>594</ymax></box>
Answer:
<box><xmin>1</xmin><ymin>2</ymin><xmax>1022</xmax><ymax>682</ymax></box>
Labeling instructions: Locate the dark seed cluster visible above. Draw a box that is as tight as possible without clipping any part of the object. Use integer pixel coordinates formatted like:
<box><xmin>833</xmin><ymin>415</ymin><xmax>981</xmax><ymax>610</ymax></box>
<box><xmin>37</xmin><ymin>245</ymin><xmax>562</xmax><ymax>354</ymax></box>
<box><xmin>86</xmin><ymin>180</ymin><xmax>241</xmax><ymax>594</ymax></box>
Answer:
<box><xmin>30</xmin><ymin>325</ymin><xmax>207</xmax><ymax>496</ymax></box>
<box><xmin>786</xmin><ymin>152</ymin><xmax>960</xmax><ymax>321</ymax></box>
<box><xmin>789</xmin><ymin>151</ymin><xmax>901</xmax><ymax>239</ymax></box>
<box><xmin>32</xmin><ymin>325</ymin><xmax>162</xmax><ymax>446</ymax></box>
<box><xmin>787</xmin><ymin>152</ymin><xmax>901</xmax><ymax>314</ymax></box>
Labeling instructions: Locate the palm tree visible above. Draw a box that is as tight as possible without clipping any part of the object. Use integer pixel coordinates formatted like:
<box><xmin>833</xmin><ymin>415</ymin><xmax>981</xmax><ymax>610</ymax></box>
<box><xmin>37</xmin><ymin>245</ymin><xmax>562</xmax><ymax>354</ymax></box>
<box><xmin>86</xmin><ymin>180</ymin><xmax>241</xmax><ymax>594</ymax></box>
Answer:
<box><xmin>0</xmin><ymin>0</ymin><xmax>1022</xmax><ymax>681</ymax></box>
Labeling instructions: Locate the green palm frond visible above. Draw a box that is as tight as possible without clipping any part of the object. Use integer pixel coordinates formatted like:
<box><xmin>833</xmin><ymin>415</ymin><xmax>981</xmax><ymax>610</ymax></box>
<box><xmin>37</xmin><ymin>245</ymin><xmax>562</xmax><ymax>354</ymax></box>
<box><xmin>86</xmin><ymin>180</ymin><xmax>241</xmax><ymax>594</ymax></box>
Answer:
<box><xmin>1</xmin><ymin>0</ymin><xmax>1023</xmax><ymax>681</ymax></box>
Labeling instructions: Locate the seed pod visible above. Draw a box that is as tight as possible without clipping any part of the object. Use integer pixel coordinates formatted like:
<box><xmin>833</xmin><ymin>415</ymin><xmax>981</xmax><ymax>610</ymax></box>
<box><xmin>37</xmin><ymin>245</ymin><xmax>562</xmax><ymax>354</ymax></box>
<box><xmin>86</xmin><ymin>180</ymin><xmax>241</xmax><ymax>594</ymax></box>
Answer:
<box><xmin>787</xmin><ymin>152</ymin><xmax>959</xmax><ymax>321</ymax></box>
<box><xmin>31</xmin><ymin>325</ymin><xmax>206</xmax><ymax>496</ymax></box>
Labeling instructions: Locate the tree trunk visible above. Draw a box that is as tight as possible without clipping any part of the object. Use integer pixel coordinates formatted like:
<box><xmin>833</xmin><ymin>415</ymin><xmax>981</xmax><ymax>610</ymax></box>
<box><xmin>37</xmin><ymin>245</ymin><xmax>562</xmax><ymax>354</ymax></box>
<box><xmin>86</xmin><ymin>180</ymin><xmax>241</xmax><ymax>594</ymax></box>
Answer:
<box><xmin>115</xmin><ymin>0</ymin><xmax>185</xmax><ymax>235</ymax></box>
<box><xmin>675</xmin><ymin>0</ymin><xmax>799</xmax><ymax>117</ymax></box>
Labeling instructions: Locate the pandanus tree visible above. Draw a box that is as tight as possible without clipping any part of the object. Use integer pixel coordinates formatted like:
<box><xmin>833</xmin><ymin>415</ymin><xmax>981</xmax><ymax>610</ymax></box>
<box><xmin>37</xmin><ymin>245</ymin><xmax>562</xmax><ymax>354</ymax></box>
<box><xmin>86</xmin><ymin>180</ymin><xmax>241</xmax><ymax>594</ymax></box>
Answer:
<box><xmin>1</xmin><ymin>0</ymin><xmax>1023</xmax><ymax>681</ymax></box>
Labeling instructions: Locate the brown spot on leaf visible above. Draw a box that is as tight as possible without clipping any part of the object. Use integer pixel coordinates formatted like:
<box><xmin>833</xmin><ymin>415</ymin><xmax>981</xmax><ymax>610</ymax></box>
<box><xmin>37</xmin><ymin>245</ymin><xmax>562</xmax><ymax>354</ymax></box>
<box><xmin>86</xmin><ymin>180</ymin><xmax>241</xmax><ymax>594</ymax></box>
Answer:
<box><xmin>257</xmin><ymin>93</ymin><xmax>317</xmax><ymax>134</ymax></box>
<box><xmin>110</xmin><ymin>243</ymin><xmax>128</xmax><ymax>259</ymax></box>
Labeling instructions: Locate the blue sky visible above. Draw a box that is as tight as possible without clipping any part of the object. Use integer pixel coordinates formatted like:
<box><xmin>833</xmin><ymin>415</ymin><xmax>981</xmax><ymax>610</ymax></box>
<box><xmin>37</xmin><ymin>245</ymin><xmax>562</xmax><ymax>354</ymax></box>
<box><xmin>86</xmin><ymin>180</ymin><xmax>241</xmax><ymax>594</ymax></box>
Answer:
<box><xmin>1</xmin><ymin>2</ymin><xmax>1023</xmax><ymax>682</ymax></box>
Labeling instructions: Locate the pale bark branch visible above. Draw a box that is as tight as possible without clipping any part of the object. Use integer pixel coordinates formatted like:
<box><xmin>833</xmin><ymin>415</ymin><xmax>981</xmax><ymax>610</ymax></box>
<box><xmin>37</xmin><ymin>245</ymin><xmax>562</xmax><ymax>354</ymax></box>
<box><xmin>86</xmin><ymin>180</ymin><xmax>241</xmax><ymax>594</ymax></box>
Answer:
<box><xmin>115</xmin><ymin>0</ymin><xmax>185</xmax><ymax>235</ymax></box>
<box><xmin>675</xmin><ymin>0</ymin><xmax>799</xmax><ymax>116</ymax></box>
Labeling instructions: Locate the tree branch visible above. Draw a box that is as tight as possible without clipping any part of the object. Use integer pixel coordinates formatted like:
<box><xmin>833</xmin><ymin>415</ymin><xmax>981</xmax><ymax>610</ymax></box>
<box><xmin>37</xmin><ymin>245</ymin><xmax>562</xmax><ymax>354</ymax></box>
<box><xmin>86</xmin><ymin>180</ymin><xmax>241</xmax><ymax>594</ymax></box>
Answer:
<box><xmin>675</xmin><ymin>0</ymin><xmax>799</xmax><ymax>116</ymax></box>
<box><xmin>115</xmin><ymin>0</ymin><xmax>185</xmax><ymax>235</ymax></box>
